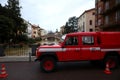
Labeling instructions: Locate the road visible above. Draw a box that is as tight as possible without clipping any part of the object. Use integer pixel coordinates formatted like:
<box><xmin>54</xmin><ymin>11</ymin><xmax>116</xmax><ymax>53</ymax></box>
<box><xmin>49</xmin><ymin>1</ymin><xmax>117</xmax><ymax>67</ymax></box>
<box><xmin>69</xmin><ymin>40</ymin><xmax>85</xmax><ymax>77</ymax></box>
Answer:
<box><xmin>0</xmin><ymin>61</ymin><xmax>120</xmax><ymax>80</ymax></box>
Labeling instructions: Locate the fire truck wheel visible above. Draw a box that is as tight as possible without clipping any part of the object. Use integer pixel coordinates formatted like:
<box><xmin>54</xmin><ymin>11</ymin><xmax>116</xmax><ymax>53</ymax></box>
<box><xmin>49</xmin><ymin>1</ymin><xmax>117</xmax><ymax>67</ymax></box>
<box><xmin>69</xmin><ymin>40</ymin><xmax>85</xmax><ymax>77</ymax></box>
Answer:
<box><xmin>40</xmin><ymin>57</ymin><xmax>56</xmax><ymax>72</ymax></box>
<box><xmin>104</xmin><ymin>56</ymin><xmax>119</xmax><ymax>69</ymax></box>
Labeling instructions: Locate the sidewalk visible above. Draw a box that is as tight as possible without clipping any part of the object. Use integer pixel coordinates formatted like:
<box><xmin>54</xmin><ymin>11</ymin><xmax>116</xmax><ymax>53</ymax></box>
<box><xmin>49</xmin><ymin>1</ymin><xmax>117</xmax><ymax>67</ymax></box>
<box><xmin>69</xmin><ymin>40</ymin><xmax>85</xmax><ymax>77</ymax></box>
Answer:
<box><xmin>0</xmin><ymin>56</ymin><xmax>36</xmax><ymax>62</ymax></box>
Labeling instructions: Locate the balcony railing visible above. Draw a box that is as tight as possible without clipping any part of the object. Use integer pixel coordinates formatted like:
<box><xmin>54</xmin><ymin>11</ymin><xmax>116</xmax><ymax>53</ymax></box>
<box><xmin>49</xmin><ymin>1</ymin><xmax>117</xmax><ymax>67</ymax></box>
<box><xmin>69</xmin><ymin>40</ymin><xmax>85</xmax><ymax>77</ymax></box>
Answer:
<box><xmin>100</xmin><ymin>20</ymin><xmax>120</xmax><ymax>30</ymax></box>
<box><xmin>112</xmin><ymin>2</ymin><xmax>120</xmax><ymax>11</ymax></box>
<box><xmin>101</xmin><ymin>0</ymin><xmax>107</xmax><ymax>2</ymax></box>
<box><xmin>101</xmin><ymin>5</ymin><xmax>120</xmax><ymax>15</ymax></box>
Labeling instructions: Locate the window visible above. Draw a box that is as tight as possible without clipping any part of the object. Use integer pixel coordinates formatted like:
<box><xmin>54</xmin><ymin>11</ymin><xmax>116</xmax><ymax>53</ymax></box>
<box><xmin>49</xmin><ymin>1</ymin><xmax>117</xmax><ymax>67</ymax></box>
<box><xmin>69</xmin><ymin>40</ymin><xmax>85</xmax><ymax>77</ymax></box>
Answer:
<box><xmin>116</xmin><ymin>0</ymin><xmax>120</xmax><ymax>4</ymax></box>
<box><xmin>116</xmin><ymin>10</ymin><xmax>120</xmax><ymax>21</ymax></box>
<box><xmin>82</xmin><ymin>36</ymin><xmax>94</xmax><ymax>45</ymax></box>
<box><xmin>89</xmin><ymin>20</ymin><xmax>92</xmax><ymax>25</ymax></box>
<box><xmin>95</xmin><ymin>0</ymin><xmax>101</xmax><ymax>3</ymax></box>
<box><xmin>116</xmin><ymin>12</ymin><xmax>118</xmax><ymax>21</ymax></box>
<box><xmin>95</xmin><ymin>0</ymin><xmax>98</xmax><ymax>4</ymax></box>
<box><xmin>92</xmin><ymin>12</ymin><xmax>95</xmax><ymax>15</ymax></box>
<box><xmin>98</xmin><ymin>7</ymin><xmax>101</xmax><ymax>14</ymax></box>
<box><xmin>34</xmin><ymin>31</ymin><xmax>36</xmax><ymax>34</ymax></box>
<box><xmin>105</xmin><ymin>1</ymin><xmax>109</xmax><ymax>10</ymax></box>
<box><xmin>89</xmin><ymin>29</ymin><xmax>93</xmax><ymax>32</ymax></box>
<box><xmin>65</xmin><ymin>37</ymin><xmax>78</xmax><ymax>45</ymax></box>
<box><xmin>96</xmin><ymin>21</ymin><xmax>98</xmax><ymax>26</ymax></box>
<box><xmin>105</xmin><ymin>16</ymin><xmax>109</xmax><ymax>24</ymax></box>
<box><xmin>83</xmin><ymin>15</ymin><xmax>85</xmax><ymax>18</ymax></box>
<box><xmin>82</xmin><ymin>22</ymin><xmax>85</xmax><ymax>32</ymax></box>
<box><xmin>98</xmin><ymin>19</ymin><xmax>101</xmax><ymax>26</ymax></box>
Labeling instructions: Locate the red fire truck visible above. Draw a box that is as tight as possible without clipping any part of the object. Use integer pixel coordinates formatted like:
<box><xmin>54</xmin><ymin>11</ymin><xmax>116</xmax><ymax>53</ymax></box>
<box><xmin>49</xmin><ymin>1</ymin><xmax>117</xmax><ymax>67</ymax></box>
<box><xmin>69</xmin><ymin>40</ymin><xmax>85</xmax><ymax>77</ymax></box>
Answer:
<box><xmin>35</xmin><ymin>32</ymin><xmax>120</xmax><ymax>72</ymax></box>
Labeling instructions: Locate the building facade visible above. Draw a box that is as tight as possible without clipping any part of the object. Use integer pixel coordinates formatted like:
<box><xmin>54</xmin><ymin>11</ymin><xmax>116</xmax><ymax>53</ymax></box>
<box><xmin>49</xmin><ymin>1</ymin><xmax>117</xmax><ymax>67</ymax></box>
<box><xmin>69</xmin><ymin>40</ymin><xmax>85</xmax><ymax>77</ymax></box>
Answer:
<box><xmin>78</xmin><ymin>8</ymin><xmax>95</xmax><ymax>32</ymax></box>
<box><xmin>60</xmin><ymin>25</ymin><xmax>65</xmax><ymax>35</ymax></box>
<box><xmin>23</xmin><ymin>20</ymin><xmax>33</xmax><ymax>38</ymax></box>
<box><xmin>40</xmin><ymin>28</ymin><xmax>47</xmax><ymax>37</ymax></box>
<box><xmin>95</xmin><ymin>0</ymin><xmax>120</xmax><ymax>31</ymax></box>
<box><xmin>31</xmin><ymin>25</ymin><xmax>41</xmax><ymax>38</ymax></box>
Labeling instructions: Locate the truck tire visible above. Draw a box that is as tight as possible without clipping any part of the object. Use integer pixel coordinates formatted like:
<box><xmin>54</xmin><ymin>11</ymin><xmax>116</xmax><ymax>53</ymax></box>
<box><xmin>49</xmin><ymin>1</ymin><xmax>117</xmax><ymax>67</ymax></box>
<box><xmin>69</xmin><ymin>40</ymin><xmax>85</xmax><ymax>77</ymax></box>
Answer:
<box><xmin>40</xmin><ymin>57</ymin><xmax>56</xmax><ymax>72</ymax></box>
<box><xmin>104</xmin><ymin>56</ymin><xmax>119</xmax><ymax>69</ymax></box>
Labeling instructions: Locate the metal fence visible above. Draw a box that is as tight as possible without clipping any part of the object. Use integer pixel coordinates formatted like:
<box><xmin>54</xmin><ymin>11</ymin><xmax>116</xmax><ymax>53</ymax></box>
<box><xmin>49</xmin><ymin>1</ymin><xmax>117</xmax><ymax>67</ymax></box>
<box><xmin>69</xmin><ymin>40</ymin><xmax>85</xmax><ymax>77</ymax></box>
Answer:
<box><xmin>0</xmin><ymin>44</ymin><xmax>38</xmax><ymax>57</ymax></box>
<box><xmin>4</xmin><ymin>45</ymin><xmax>31</xmax><ymax>56</ymax></box>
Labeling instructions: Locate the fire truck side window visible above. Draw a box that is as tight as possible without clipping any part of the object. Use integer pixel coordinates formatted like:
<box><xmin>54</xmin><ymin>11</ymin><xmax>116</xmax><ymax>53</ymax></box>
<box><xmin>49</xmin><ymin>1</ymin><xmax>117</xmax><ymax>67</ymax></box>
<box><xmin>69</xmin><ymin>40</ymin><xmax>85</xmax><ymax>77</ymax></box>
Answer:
<box><xmin>82</xmin><ymin>36</ymin><xmax>94</xmax><ymax>45</ymax></box>
<box><xmin>65</xmin><ymin>37</ymin><xmax>78</xmax><ymax>45</ymax></box>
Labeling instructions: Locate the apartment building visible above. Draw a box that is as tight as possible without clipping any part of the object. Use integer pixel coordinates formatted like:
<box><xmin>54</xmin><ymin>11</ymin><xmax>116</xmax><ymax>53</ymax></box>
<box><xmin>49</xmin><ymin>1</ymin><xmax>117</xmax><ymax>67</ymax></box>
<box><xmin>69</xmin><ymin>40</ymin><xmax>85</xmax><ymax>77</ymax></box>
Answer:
<box><xmin>23</xmin><ymin>20</ymin><xmax>33</xmax><ymax>38</ymax></box>
<box><xmin>32</xmin><ymin>25</ymin><xmax>41</xmax><ymax>38</ymax></box>
<box><xmin>95</xmin><ymin>0</ymin><xmax>120</xmax><ymax>31</ymax></box>
<box><xmin>78</xmin><ymin>8</ymin><xmax>95</xmax><ymax>32</ymax></box>
<box><xmin>40</xmin><ymin>28</ymin><xmax>47</xmax><ymax>36</ymax></box>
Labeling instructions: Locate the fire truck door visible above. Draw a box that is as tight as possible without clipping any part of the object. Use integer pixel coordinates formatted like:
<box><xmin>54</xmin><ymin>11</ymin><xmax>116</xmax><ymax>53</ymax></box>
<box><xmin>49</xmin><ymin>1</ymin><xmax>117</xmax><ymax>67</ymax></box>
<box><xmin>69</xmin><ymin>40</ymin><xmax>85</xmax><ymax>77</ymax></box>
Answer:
<box><xmin>80</xmin><ymin>36</ymin><xmax>100</xmax><ymax>60</ymax></box>
<box><xmin>63</xmin><ymin>36</ymin><xmax>81</xmax><ymax>61</ymax></box>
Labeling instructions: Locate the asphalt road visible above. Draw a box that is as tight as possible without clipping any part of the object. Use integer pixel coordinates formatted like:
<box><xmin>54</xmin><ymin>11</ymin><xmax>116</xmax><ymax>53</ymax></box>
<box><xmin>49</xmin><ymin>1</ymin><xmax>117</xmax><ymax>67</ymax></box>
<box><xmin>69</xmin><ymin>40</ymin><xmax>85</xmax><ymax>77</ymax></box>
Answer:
<box><xmin>0</xmin><ymin>61</ymin><xmax>120</xmax><ymax>80</ymax></box>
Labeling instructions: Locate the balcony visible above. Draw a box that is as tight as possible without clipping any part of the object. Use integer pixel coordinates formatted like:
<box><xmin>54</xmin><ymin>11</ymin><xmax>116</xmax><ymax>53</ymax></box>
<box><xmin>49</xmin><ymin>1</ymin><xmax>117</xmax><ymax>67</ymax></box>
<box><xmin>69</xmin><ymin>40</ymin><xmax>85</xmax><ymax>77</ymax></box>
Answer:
<box><xmin>101</xmin><ymin>2</ymin><xmax>120</xmax><ymax>15</ymax></box>
<box><xmin>101</xmin><ymin>9</ymin><xmax>112</xmax><ymax>15</ymax></box>
<box><xmin>112</xmin><ymin>2</ymin><xmax>120</xmax><ymax>11</ymax></box>
<box><xmin>102</xmin><ymin>6</ymin><xmax>119</xmax><ymax>15</ymax></box>
<box><xmin>100</xmin><ymin>21</ymin><xmax>120</xmax><ymax>31</ymax></box>
<box><xmin>98</xmin><ymin>11</ymin><xmax>104</xmax><ymax>15</ymax></box>
<box><xmin>101</xmin><ymin>0</ymin><xmax>107</xmax><ymax>2</ymax></box>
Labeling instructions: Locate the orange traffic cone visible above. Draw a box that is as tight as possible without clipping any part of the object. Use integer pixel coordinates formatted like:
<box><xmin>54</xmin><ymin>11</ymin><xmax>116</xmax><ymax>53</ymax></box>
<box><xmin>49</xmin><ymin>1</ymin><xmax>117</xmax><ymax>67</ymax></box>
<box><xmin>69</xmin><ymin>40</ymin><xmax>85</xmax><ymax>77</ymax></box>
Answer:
<box><xmin>104</xmin><ymin>62</ymin><xmax>112</xmax><ymax>74</ymax></box>
<box><xmin>0</xmin><ymin>64</ymin><xmax>8</xmax><ymax>78</ymax></box>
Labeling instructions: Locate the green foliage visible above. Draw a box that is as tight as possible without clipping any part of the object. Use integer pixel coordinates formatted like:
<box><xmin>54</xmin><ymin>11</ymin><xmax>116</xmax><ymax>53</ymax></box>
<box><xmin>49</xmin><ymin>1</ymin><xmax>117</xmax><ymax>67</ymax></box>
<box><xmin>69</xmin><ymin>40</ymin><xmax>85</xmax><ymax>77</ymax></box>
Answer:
<box><xmin>35</xmin><ymin>37</ymin><xmax>42</xmax><ymax>42</ymax></box>
<box><xmin>16</xmin><ymin>34</ymin><xmax>28</xmax><ymax>43</ymax></box>
<box><xmin>27</xmin><ymin>38</ymin><xmax>36</xmax><ymax>44</ymax></box>
<box><xmin>27</xmin><ymin>37</ymin><xmax>42</xmax><ymax>44</ymax></box>
<box><xmin>0</xmin><ymin>15</ymin><xmax>14</xmax><ymax>43</ymax></box>
<box><xmin>7</xmin><ymin>0</ymin><xmax>21</xmax><ymax>17</ymax></box>
<box><xmin>6</xmin><ymin>0</ymin><xmax>27</xmax><ymax>43</ymax></box>
<box><xmin>0</xmin><ymin>0</ymin><xmax>27</xmax><ymax>44</ymax></box>
<box><xmin>64</xmin><ymin>16</ymin><xmax>78</xmax><ymax>34</ymax></box>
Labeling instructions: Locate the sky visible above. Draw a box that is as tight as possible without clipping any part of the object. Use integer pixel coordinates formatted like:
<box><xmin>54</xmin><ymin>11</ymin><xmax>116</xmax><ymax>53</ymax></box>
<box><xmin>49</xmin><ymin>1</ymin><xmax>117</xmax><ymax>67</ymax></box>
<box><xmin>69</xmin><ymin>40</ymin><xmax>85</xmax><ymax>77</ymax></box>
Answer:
<box><xmin>0</xmin><ymin>0</ymin><xmax>95</xmax><ymax>32</ymax></box>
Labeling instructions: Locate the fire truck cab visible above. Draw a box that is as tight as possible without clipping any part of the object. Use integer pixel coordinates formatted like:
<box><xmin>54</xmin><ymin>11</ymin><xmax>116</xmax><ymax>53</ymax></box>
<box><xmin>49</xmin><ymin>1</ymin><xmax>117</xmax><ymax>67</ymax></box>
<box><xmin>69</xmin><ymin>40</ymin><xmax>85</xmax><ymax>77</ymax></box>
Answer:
<box><xmin>35</xmin><ymin>32</ymin><xmax>120</xmax><ymax>72</ymax></box>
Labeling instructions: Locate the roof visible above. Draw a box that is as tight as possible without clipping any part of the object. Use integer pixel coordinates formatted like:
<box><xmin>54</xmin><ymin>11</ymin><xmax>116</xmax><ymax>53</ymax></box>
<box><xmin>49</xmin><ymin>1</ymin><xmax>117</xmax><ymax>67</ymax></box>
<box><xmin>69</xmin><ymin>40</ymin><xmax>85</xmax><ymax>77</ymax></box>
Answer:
<box><xmin>78</xmin><ymin>8</ymin><xmax>95</xmax><ymax>18</ymax></box>
<box><xmin>67</xmin><ymin>32</ymin><xmax>97</xmax><ymax>36</ymax></box>
<box><xmin>67</xmin><ymin>32</ymin><xmax>120</xmax><ymax>36</ymax></box>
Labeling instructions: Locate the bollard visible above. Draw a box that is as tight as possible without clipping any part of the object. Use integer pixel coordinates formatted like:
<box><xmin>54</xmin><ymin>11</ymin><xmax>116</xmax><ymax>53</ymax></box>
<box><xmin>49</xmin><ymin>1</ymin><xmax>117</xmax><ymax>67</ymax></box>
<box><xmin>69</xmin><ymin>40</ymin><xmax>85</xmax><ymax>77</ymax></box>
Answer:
<box><xmin>29</xmin><ymin>52</ymin><xmax>32</xmax><ymax>62</ymax></box>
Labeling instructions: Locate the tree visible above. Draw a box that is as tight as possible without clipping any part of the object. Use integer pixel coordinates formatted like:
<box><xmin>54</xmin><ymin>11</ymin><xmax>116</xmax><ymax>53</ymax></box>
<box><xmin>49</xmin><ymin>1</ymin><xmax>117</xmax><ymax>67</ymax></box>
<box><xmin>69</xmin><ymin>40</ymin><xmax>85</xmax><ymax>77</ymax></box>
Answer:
<box><xmin>0</xmin><ymin>4</ymin><xmax>14</xmax><ymax>43</ymax></box>
<box><xmin>0</xmin><ymin>4</ymin><xmax>10</xmax><ymax>17</ymax></box>
<box><xmin>7</xmin><ymin>0</ymin><xmax>21</xmax><ymax>17</ymax></box>
<box><xmin>0</xmin><ymin>0</ymin><xmax>27</xmax><ymax>44</ymax></box>
<box><xmin>64</xmin><ymin>16</ymin><xmax>78</xmax><ymax>34</ymax></box>
<box><xmin>6</xmin><ymin>0</ymin><xmax>27</xmax><ymax>43</ymax></box>
<box><xmin>0</xmin><ymin>15</ymin><xmax>14</xmax><ymax>43</ymax></box>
